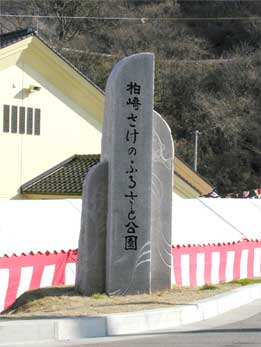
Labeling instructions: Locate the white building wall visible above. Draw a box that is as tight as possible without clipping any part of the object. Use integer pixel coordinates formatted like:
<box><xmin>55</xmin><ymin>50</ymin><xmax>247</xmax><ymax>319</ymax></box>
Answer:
<box><xmin>0</xmin><ymin>63</ymin><xmax>102</xmax><ymax>199</ymax></box>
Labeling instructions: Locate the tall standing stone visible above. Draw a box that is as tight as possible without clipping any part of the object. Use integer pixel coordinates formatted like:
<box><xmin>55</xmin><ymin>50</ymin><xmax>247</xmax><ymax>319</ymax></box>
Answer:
<box><xmin>151</xmin><ymin>111</ymin><xmax>174</xmax><ymax>291</ymax></box>
<box><xmin>102</xmin><ymin>53</ymin><xmax>154</xmax><ymax>295</ymax></box>
<box><xmin>76</xmin><ymin>53</ymin><xmax>174</xmax><ymax>297</ymax></box>
<box><xmin>75</xmin><ymin>161</ymin><xmax>108</xmax><ymax>295</ymax></box>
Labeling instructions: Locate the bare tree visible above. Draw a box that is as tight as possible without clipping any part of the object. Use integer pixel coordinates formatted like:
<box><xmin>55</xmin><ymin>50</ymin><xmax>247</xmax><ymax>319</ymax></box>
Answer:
<box><xmin>32</xmin><ymin>0</ymin><xmax>96</xmax><ymax>41</ymax></box>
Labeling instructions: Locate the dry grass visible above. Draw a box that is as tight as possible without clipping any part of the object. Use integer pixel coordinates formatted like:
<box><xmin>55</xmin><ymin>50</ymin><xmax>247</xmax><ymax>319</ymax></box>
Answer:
<box><xmin>0</xmin><ymin>281</ymin><xmax>252</xmax><ymax>319</ymax></box>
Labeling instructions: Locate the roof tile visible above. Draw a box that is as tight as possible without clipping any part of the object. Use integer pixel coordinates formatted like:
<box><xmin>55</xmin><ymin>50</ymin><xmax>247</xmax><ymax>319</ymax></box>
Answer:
<box><xmin>0</xmin><ymin>28</ymin><xmax>34</xmax><ymax>48</ymax></box>
<box><xmin>21</xmin><ymin>155</ymin><xmax>100</xmax><ymax>195</ymax></box>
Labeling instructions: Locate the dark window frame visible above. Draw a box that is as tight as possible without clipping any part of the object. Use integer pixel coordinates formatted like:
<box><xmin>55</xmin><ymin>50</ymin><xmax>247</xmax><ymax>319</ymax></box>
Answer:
<box><xmin>3</xmin><ymin>105</ymin><xmax>10</xmax><ymax>133</ymax></box>
<box><xmin>2</xmin><ymin>105</ymin><xmax>41</xmax><ymax>135</ymax></box>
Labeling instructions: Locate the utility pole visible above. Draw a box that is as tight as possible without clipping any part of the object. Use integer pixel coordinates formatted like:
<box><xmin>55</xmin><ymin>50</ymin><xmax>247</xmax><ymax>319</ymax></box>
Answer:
<box><xmin>194</xmin><ymin>130</ymin><xmax>200</xmax><ymax>172</ymax></box>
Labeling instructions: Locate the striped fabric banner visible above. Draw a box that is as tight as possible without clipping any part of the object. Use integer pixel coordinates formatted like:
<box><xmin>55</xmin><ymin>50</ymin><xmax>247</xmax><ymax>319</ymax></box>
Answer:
<box><xmin>172</xmin><ymin>240</ymin><xmax>261</xmax><ymax>286</ymax></box>
<box><xmin>0</xmin><ymin>250</ymin><xmax>77</xmax><ymax>312</ymax></box>
<box><xmin>1</xmin><ymin>240</ymin><xmax>261</xmax><ymax>313</ymax></box>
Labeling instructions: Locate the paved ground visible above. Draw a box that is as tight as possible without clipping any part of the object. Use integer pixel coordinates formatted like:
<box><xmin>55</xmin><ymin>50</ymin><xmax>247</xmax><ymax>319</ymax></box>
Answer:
<box><xmin>4</xmin><ymin>297</ymin><xmax>261</xmax><ymax>347</ymax></box>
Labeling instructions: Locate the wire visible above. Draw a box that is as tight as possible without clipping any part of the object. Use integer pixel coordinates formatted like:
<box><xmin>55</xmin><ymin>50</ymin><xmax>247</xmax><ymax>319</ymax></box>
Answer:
<box><xmin>2</xmin><ymin>13</ymin><xmax>261</xmax><ymax>21</ymax></box>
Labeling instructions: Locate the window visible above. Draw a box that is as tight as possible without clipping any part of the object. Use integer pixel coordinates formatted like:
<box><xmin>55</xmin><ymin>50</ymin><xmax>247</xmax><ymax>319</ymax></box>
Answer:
<box><xmin>19</xmin><ymin>107</ymin><xmax>25</xmax><ymax>134</ymax></box>
<box><xmin>27</xmin><ymin>108</ymin><xmax>33</xmax><ymax>135</ymax></box>
<box><xmin>3</xmin><ymin>105</ymin><xmax>41</xmax><ymax>135</ymax></box>
<box><xmin>11</xmin><ymin>106</ymin><xmax>18</xmax><ymax>133</ymax></box>
<box><xmin>3</xmin><ymin>105</ymin><xmax>10</xmax><ymax>132</ymax></box>
<box><xmin>34</xmin><ymin>108</ymin><xmax>41</xmax><ymax>136</ymax></box>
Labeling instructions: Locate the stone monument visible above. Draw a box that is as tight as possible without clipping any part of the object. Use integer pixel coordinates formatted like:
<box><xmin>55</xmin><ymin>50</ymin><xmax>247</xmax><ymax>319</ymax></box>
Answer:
<box><xmin>151</xmin><ymin>111</ymin><xmax>174</xmax><ymax>292</ymax></box>
<box><xmin>102</xmin><ymin>53</ymin><xmax>154</xmax><ymax>294</ymax></box>
<box><xmin>75</xmin><ymin>161</ymin><xmax>108</xmax><ymax>295</ymax></box>
<box><xmin>76</xmin><ymin>53</ymin><xmax>174</xmax><ymax>296</ymax></box>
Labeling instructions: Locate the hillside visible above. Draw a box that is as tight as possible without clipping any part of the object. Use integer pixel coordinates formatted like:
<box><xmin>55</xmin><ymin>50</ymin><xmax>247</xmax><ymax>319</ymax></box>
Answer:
<box><xmin>1</xmin><ymin>0</ymin><xmax>261</xmax><ymax>194</ymax></box>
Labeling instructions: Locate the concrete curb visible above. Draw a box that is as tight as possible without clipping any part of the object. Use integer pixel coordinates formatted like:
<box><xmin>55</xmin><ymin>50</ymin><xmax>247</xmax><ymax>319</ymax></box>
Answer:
<box><xmin>0</xmin><ymin>283</ymin><xmax>261</xmax><ymax>344</ymax></box>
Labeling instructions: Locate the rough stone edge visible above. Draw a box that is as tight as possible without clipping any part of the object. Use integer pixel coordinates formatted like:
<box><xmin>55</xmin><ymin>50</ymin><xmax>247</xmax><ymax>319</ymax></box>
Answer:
<box><xmin>0</xmin><ymin>284</ymin><xmax>261</xmax><ymax>344</ymax></box>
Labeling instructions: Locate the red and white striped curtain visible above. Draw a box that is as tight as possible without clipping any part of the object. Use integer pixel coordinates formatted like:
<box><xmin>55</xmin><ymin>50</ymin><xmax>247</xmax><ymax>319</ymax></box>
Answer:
<box><xmin>172</xmin><ymin>240</ymin><xmax>261</xmax><ymax>286</ymax></box>
<box><xmin>0</xmin><ymin>250</ymin><xmax>77</xmax><ymax>312</ymax></box>
<box><xmin>1</xmin><ymin>240</ymin><xmax>261</xmax><ymax>313</ymax></box>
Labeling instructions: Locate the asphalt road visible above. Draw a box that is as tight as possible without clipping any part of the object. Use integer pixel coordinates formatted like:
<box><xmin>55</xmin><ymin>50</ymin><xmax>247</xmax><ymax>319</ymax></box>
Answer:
<box><xmin>5</xmin><ymin>298</ymin><xmax>261</xmax><ymax>347</ymax></box>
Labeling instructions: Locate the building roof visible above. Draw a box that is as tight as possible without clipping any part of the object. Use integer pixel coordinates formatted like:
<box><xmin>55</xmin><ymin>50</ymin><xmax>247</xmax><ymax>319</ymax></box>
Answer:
<box><xmin>174</xmin><ymin>156</ymin><xmax>213</xmax><ymax>196</ymax></box>
<box><xmin>0</xmin><ymin>27</ymin><xmax>103</xmax><ymax>94</ymax></box>
<box><xmin>20</xmin><ymin>154</ymin><xmax>212</xmax><ymax>197</ymax></box>
<box><xmin>20</xmin><ymin>155</ymin><xmax>100</xmax><ymax>195</ymax></box>
<box><xmin>0</xmin><ymin>28</ymin><xmax>34</xmax><ymax>48</ymax></box>
<box><xmin>2</xmin><ymin>29</ymin><xmax>212</xmax><ymax>198</ymax></box>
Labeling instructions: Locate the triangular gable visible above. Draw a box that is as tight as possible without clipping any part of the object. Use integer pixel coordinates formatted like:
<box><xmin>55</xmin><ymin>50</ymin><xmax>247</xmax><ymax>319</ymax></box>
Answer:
<box><xmin>0</xmin><ymin>28</ymin><xmax>104</xmax><ymax>124</ymax></box>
